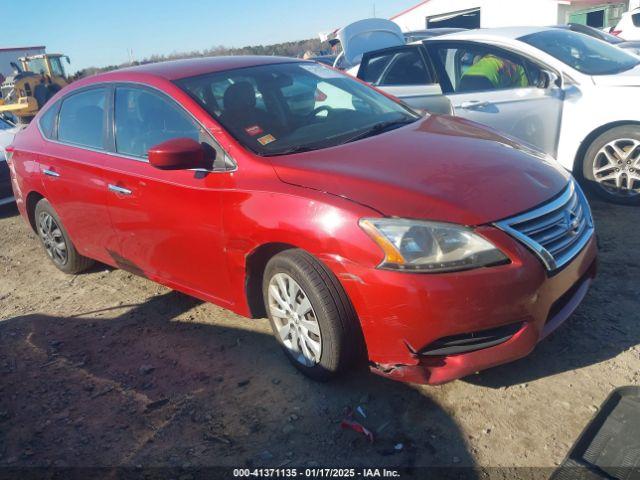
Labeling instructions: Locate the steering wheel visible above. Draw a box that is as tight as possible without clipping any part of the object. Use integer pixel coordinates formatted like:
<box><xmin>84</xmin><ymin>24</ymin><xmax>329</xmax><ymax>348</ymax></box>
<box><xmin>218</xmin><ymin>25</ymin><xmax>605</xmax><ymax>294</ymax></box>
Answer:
<box><xmin>306</xmin><ymin>105</ymin><xmax>334</xmax><ymax>120</ymax></box>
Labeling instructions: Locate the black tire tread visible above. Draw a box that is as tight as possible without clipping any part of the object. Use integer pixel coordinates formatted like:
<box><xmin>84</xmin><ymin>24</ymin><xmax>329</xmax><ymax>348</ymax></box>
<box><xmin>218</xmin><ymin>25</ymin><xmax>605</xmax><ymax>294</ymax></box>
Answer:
<box><xmin>34</xmin><ymin>198</ymin><xmax>94</xmax><ymax>274</ymax></box>
<box><xmin>263</xmin><ymin>249</ymin><xmax>363</xmax><ymax>381</ymax></box>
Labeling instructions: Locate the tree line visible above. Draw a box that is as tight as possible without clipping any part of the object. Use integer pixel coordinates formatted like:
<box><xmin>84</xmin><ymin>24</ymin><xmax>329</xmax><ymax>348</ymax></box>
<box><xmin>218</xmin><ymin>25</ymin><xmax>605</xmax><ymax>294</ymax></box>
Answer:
<box><xmin>74</xmin><ymin>38</ymin><xmax>330</xmax><ymax>79</ymax></box>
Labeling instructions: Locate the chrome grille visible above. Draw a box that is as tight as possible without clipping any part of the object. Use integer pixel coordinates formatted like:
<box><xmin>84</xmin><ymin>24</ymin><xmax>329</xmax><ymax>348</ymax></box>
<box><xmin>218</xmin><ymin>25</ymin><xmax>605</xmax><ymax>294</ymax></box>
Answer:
<box><xmin>495</xmin><ymin>181</ymin><xmax>594</xmax><ymax>272</ymax></box>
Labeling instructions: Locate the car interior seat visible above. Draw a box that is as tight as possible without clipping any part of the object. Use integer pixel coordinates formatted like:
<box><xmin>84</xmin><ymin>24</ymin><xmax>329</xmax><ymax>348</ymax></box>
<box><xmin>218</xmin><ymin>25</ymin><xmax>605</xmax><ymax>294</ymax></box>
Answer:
<box><xmin>458</xmin><ymin>75</ymin><xmax>495</xmax><ymax>93</ymax></box>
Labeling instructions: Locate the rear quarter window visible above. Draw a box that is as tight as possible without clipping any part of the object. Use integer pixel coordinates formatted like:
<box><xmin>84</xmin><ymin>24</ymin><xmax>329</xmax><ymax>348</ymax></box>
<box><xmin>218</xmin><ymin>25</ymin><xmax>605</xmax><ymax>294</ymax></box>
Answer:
<box><xmin>38</xmin><ymin>102</ymin><xmax>59</xmax><ymax>139</ymax></box>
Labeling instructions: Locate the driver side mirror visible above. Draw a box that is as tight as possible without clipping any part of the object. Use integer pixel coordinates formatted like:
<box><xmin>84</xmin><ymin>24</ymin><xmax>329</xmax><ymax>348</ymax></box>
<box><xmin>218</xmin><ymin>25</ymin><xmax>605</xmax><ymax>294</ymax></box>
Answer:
<box><xmin>541</xmin><ymin>71</ymin><xmax>561</xmax><ymax>89</ymax></box>
<box><xmin>148</xmin><ymin>138</ymin><xmax>213</xmax><ymax>171</ymax></box>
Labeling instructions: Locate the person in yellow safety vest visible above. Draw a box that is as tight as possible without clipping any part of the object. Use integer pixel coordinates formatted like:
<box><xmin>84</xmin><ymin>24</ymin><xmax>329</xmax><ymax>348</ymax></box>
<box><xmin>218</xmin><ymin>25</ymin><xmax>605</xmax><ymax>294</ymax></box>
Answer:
<box><xmin>462</xmin><ymin>54</ymin><xmax>528</xmax><ymax>90</ymax></box>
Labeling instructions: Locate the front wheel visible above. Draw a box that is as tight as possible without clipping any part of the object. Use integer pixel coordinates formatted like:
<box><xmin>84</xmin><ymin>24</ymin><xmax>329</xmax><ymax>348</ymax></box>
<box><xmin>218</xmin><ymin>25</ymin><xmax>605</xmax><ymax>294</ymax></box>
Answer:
<box><xmin>262</xmin><ymin>249</ymin><xmax>361</xmax><ymax>381</ymax></box>
<box><xmin>581</xmin><ymin>126</ymin><xmax>640</xmax><ymax>205</ymax></box>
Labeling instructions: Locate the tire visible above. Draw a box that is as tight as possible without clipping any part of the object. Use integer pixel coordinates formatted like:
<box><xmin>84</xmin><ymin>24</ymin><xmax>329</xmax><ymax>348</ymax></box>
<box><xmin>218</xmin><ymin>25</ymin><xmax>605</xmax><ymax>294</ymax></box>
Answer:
<box><xmin>34</xmin><ymin>198</ymin><xmax>94</xmax><ymax>274</ymax></box>
<box><xmin>581</xmin><ymin>125</ymin><xmax>640</xmax><ymax>205</ymax></box>
<box><xmin>262</xmin><ymin>249</ymin><xmax>362</xmax><ymax>381</ymax></box>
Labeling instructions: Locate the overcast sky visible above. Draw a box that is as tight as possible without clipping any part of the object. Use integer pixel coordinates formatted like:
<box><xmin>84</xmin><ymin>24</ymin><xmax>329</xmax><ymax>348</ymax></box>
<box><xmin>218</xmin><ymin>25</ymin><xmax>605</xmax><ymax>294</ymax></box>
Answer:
<box><xmin>4</xmin><ymin>0</ymin><xmax>419</xmax><ymax>72</ymax></box>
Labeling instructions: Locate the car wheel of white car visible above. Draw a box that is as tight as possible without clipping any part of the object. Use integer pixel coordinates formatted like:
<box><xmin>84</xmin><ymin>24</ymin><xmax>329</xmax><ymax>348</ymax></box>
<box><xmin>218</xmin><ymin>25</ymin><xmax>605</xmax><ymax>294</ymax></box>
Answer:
<box><xmin>582</xmin><ymin>126</ymin><xmax>640</xmax><ymax>205</ymax></box>
<box><xmin>262</xmin><ymin>249</ymin><xmax>362</xmax><ymax>381</ymax></box>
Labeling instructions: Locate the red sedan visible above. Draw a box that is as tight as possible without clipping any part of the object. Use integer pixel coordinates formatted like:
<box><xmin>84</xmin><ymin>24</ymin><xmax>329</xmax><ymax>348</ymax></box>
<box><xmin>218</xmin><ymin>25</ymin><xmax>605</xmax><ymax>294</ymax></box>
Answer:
<box><xmin>6</xmin><ymin>56</ymin><xmax>597</xmax><ymax>384</ymax></box>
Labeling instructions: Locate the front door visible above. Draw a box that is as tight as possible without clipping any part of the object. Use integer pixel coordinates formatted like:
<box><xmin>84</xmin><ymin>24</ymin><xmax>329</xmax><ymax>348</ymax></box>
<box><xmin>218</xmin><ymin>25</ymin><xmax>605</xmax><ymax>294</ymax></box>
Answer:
<box><xmin>426</xmin><ymin>41</ymin><xmax>565</xmax><ymax>156</ymax></box>
<box><xmin>101</xmin><ymin>85</ymin><xmax>233</xmax><ymax>304</ymax></box>
<box><xmin>358</xmin><ymin>45</ymin><xmax>447</xmax><ymax>113</ymax></box>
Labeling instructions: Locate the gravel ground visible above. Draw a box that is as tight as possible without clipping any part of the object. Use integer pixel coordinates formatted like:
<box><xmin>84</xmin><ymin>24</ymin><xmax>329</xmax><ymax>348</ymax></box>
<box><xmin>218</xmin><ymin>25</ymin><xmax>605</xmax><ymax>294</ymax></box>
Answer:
<box><xmin>0</xmin><ymin>197</ymin><xmax>638</xmax><ymax>477</ymax></box>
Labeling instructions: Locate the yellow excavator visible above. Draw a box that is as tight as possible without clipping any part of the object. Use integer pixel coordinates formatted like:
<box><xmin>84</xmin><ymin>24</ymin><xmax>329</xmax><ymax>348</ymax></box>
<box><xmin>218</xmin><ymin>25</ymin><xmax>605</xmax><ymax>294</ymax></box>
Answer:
<box><xmin>0</xmin><ymin>53</ymin><xmax>71</xmax><ymax>123</ymax></box>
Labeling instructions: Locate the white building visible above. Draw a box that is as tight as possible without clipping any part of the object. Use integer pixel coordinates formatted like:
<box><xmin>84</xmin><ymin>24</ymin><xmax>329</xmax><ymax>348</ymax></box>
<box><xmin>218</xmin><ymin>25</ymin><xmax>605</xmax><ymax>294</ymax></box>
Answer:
<box><xmin>0</xmin><ymin>46</ymin><xmax>46</xmax><ymax>79</ymax></box>
<box><xmin>391</xmin><ymin>0</ymin><xmax>640</xmax><ymax>31</ymax></box>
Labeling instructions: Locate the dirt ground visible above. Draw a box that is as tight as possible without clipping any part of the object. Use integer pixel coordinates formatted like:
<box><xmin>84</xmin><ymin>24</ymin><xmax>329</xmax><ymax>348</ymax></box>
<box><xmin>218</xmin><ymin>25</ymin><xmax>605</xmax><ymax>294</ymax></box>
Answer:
<box><xmin>0</xmin><ymin>195</ymin><xmax>639</xmax><ymax>477</ymax></box>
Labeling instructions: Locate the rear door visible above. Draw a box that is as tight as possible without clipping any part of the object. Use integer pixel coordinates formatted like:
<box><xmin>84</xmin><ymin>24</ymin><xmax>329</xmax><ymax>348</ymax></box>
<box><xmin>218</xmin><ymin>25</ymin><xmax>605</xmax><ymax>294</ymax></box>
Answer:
<box><xmin>101</xmin><ymin>84</ymin><xmax>233</xmax><ymax>304</ymax></box>
<box><xmin>37</xmin><ymin>87</ymin><xmax>113</xmax><ymax>263</ymax></box>
<box><xmin>357</xmin><ymin>45</ymin><xmax>450</xmax><ymax>113</ymax></box>
<box><xmin>425</xmin><ymin>40</ymin><xmax>565</xmax><ymax>155</ymax></box>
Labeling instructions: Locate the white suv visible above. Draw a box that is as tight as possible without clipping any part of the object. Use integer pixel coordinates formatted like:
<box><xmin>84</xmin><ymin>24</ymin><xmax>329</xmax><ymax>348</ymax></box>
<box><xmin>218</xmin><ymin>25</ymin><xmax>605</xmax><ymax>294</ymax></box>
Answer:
<box><xmin>614</xmin><ymin>8</ymin><xmax>640</xmax><ymax>41</ymax></box>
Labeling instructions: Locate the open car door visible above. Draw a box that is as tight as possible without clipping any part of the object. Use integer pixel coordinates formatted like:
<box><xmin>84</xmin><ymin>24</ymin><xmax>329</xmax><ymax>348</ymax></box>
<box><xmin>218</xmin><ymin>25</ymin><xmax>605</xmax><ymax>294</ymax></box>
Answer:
<box><xmin>358</xmin><ymin>39</ymin><xmax>564</xmax><ymax>156</ymax></box>
<box><xmin>424</xmin><ymin>40</ymin><xmax>565</xmax><ymax>156</ymax></box>
<box><xmin>357</xmin><ymin>45</ymin><xmax>452</xmax><ymax>115</ymax></box>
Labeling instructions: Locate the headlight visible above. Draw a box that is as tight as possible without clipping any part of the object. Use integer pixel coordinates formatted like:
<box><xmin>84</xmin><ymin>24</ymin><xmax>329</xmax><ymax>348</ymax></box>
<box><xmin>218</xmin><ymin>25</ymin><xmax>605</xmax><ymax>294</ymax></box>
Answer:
<box><xmin>359</xmin><ymin>218</ymin><xmax>509</xmax><ymax>273</ymax></box>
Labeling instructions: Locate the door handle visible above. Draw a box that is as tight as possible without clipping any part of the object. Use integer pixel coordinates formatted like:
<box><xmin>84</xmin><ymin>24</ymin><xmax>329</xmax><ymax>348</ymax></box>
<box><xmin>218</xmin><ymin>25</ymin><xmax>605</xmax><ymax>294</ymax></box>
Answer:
<box><xmin>42</xmin><ymin>169</ymin><xmax>60</xmax><ymax>177</ymax></box>
<box><xmin>108</xmin><ymin>184</ymin><xmax>132</xmax><ymax>195</ymax></box>
<box><xmin>459</xmin><ymin>100</ymin><xmax>491</xmax><ymax>110</ymax></box>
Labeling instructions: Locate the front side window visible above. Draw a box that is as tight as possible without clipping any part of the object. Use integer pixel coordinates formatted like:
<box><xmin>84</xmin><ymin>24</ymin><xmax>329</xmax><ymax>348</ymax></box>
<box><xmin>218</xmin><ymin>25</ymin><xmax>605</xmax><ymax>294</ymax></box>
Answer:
<box><xmin>520</xmin><ymin>29</ymin><xmax>640</xmax><ymax>75</ymax></box>
<box><xmin>435</xmin><ymin>45</ymin><xmax>538</xmax><ymax>93</ymax></box>
<box><xmin>58</xmin><ymin>88</ymin><xmax>106</xmax><ymax>149</ymax></box>
<box><xmin>176</xmin><ymin>62</ymin><xmax>418</xmax><ymax>156</ymax></box>
<box><xmin>114</xmin><ymin>87</ymin><xmax>199</xmax><ymax>158</ymax></box>
<box><xmin>361</xmin><ymin>49</ymin><xmax>432</xmax><ymax>86</ymax></box>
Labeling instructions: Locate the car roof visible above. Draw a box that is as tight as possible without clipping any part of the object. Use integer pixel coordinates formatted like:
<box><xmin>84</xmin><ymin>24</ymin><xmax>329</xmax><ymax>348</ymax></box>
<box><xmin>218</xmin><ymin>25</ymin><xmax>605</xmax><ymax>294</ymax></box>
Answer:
<box><xmin>91</xmin><ymin>55</ymin><xmax>303</xmax><ymax>82</ymax></box>
<box><xmin>429</xmin><ymin>26</ymin><xmax>556</xmax><ymax>42</ymax></box>
<box><xmin>405</xmin><ymin>28</ymin><xmax>466</xmax><ymax>35</ymax></box>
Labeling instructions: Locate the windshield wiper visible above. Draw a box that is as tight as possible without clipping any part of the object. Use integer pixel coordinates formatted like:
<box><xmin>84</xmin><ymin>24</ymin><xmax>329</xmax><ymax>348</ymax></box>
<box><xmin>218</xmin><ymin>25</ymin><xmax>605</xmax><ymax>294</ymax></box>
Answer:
<box><xmin>260</xmin><ymin>144</ymin><xmax>326</xmax><ymax>157</ymax></box>
<box><xmin>341</xmin><ymin>118</ymin><xmax>416</xmax><ymax>145</ymax></box>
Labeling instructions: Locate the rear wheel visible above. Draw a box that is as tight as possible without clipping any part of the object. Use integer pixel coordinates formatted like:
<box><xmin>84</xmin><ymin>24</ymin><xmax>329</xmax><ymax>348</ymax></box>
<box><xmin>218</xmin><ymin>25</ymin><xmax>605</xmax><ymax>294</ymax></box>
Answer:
<box><xmin>34</xmin><ymin>198</ymin><xmax>94</xmax><ymax>274</ymax></box>
<box><xmin>581</xmin><ymin>126</ymin><xmax>640</xmax><ymax>205</ymax></box>
<box><xmin>262</xmin><ymin>249</ymin><xmax>361</xmax><ymax>381</ymax></box>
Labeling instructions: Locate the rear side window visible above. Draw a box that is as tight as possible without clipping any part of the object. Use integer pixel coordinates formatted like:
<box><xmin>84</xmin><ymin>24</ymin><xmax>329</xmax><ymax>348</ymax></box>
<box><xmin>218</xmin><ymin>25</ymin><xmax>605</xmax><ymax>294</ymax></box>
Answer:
<box><xmin>361</xmin><ymin>48</ymin><xmax>432</xmax><ymax>86</ymax></box>
<box><xmin>39</xmin><ymin>102</ymin><xmax>59</xmax><ymax>139</ymax></box>
<box><xmin>633</xmin><ymin>12</ymin><xmax>640</xmax><ymax>27</ymax></box>
<box><xmin>114</xmin><ymin>87</ymin><xmax>199</xmax><ymax>158</ymax></box>
<box><xmin>58</xmin><ymin>89</ymin><xmax>107</xmax><ymax>149</ymax></box>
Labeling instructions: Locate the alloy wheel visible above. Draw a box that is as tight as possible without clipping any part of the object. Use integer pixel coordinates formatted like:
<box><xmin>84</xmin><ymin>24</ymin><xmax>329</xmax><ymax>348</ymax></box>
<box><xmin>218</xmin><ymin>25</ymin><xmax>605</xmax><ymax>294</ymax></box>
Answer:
<box><xmin>267</xmin><ymin>273</ymin><xmax>322</xmax><ymax>367</ymax></box>
<box><xmin>38</xmin><ymin>212</ymin><xmax>68</xmax><ymax>266</ymax></box>
<box><xmin>592</xmin><ymin>138</ymin><xmax>640</xmax><ymax>197</ymax></box>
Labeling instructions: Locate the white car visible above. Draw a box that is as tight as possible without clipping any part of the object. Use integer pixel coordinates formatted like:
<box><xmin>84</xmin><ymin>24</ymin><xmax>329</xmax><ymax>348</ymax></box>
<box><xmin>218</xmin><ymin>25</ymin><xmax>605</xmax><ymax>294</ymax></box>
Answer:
<box><xmin>0</xmin><ymin>117</ymin><xmax>19</xmax><ymax>206</ymax></box>
<box><xmin>346</xmin><ymin>22</ymin><xmax>640</xmax><ymax>204</ymax></box>
<box><xmin>614</xmin><ymin>8</ymin><xmax>640</xmax><ymax>41</ymax></box>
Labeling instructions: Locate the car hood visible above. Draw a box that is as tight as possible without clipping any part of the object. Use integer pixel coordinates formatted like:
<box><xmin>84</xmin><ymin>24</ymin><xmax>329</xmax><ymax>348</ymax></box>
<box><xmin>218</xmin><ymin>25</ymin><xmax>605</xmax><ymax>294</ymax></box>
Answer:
<box><xmin>270</xmin><ymin>115</ymin><xmax>570</xmax><ymax>226</ymax></box>
<box><xmin>592</xmin><ymin>63</ymin><xmax>640</xmax><ymax>86</ymax></box>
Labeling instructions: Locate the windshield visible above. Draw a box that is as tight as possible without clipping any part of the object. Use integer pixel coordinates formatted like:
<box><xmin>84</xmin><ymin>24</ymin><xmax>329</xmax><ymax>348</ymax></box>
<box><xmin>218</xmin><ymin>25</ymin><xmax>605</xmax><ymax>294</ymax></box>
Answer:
<box><xmin>25</xmin><ymin>58</ymin><xmax>48</xmax><ymax>75</ymax></box>
<box><xmin>176</xmin><ymin>62</ymin><xmax>418</xmax><ymax>156</ymax></box>
<box><xmin>520</xmin><ymin>30</ymin><xmax>640</xmax><ymax>75</ymax></box>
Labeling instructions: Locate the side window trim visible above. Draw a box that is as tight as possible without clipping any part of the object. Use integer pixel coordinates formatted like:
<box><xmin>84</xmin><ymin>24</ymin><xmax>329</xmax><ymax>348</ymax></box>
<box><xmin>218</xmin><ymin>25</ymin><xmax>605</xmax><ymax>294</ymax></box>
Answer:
<box><xmin>105</xmin><ymin>85</ymin><xmax>116</xmax><ymax>153</ymax></box>
<box><xmin>56</xmin><ymin>86</ymin><xmax>110</xmax><ymax>151</ymax></box>
<box><xmin>109</xmin><ymin>82</ymin><xmax>235</xmax><ymax>172</ymax></box>
<box><xmin>424</xmin><ymin>40</ymin><xmax>560</xmax><ymax>95</ymax></box>
<box><xmin>359</xmin><ymin>45</ymin><xmax>437</xmax><ymax>87</ymax></box>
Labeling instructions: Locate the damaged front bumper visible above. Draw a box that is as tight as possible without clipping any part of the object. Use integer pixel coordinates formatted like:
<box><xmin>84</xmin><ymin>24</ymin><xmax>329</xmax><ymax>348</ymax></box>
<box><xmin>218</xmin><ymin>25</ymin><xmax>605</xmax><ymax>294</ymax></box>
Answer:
<box><xmin>327</xmin><ymin>227</ymin><xmax>598</xmax><ymax>385</ymax></box>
